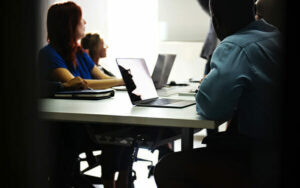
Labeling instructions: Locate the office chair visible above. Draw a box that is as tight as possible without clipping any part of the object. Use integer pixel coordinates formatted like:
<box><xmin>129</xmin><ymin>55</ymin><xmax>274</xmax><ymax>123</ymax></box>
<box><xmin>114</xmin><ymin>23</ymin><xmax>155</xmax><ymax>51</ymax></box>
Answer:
<box><xmin>44</xmin><ymin>122</ymin><xmax>101</xmax><ymax>188</ymax></box>
<box><xmin>67</xmin><ymin>127</ymin><xmax>134</xmax><ymax>188</ymax></box>
<box><xmin>77</xmin><ymin>150</ymin><xmax>103</xmax><ymax>186</ymax></box>
<box><xmin>66</xmin><ymin>124</ymin><xmax>187</xmax><ymax>188</ymax></box>
<box><xmin>131</xmin><ymin>144</ymin><xmax>173</xmax><ymax>179</ymax></box>
<box><xmin>67</xmin><ymin>125</ymin><xmax>143</xmax><ymax>188</ymax></box>
<box><xmin>45</xmin><ymin>120</ymin><xmax>155</xmax><ymax>187</ymax></box>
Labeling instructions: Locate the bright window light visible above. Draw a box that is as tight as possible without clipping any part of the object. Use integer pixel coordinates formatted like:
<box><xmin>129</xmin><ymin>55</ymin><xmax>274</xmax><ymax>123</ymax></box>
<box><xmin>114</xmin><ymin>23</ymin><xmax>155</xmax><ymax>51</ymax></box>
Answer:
<box><xmin>107</xmin><ymin>0</ymin><xmax>159</xmax><ymax>71</ymax></box>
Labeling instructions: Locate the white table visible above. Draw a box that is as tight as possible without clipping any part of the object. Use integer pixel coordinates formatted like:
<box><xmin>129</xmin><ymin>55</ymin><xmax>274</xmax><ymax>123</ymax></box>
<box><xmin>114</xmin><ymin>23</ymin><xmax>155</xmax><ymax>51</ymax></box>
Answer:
<box><xmin>39</xmin><ymin>90</ymin><xmax>215</xmax><ymax>150</ymax></box>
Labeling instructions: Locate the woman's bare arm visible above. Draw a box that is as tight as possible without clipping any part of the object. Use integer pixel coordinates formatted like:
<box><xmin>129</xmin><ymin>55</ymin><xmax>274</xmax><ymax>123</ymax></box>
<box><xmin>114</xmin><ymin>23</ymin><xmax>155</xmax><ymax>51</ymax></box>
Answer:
<box><xmin>85</xmin><ymin>78</ymin><xmax>124</xmax><ymax>89</ymax></box>
<box><xmin>51</xmin><ymin>67</ymin><xmax>124</xmax><ymax>89</ymax></box>
<box><xmin>91</xmin><ymin>65</ymin><xmax>113</xmax><ymax>79</ymax></box>
<box><xmin>89</xmin><ymin>65</ymin><xmax>124</xmax><ymax>89</ymax></box>
<box><xmin>51</xmin><ymin>68</ymin><xmax>75</xmax><ymax>82</ymax></box>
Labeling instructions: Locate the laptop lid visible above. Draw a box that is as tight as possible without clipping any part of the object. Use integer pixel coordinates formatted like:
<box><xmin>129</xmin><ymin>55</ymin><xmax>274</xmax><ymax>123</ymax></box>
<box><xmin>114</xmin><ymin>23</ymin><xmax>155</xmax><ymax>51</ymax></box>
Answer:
<box><xmin>151</xmin><ymin>54</ymin><xmax>176</xmax><ymax>89</ymax></box>
<box><xmin>116</xmin><ymin>58</ymin><xmax>159</xmax><ymax>105</ymax></box>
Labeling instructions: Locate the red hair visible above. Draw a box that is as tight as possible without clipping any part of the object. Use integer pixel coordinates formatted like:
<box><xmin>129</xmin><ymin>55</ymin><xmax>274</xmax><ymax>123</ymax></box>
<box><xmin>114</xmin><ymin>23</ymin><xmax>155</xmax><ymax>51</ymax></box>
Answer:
<box><xmin>47</xmin><ymin>1</ymin><xmax>84</xmax><ymax>68</ymax></box>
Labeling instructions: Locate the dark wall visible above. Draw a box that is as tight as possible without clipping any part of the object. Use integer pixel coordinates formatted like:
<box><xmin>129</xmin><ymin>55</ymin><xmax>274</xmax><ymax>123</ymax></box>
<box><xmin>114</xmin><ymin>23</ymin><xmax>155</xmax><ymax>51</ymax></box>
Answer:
<box><xmin>1</xmin><ymin>1</ymin><xmax>48</xmax><ymax>187</ymax></box>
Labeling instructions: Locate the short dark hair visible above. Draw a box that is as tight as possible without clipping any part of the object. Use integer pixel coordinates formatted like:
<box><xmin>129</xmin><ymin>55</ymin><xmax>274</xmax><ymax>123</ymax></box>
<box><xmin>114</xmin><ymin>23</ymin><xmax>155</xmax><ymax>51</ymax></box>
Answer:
<box><xmin>210</xmin><ymin>0</ymin><xmax>255</xmax><ymax>21</ymax></box>
<box><xmin>197</xmin><ymin>0</ymin><xmax>210</xmax><ymax>15</ymax></box>
<box><xmin>210</xmin><ymin>0</ymin><xmax>256</xmax><ymax>39</ymax></box>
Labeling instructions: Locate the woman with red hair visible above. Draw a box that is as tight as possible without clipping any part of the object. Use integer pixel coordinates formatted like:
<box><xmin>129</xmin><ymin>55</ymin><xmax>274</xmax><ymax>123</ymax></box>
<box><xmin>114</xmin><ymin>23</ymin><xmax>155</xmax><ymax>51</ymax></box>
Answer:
<box><xmin>39</xmin><ymin>1</ymin><xmax>123</xmax><ymax>89</ymax></box>
<box><xmin>39</xmin><ymin>2</ymin><xmax>133</xmax><ymax>188</ymax></box>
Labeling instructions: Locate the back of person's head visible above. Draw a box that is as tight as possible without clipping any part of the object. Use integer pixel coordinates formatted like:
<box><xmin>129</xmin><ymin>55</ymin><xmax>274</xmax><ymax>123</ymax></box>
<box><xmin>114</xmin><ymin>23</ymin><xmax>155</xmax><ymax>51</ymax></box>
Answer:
<box><xmin>81</xmin><ymin>33</ymin><xmax>101</xmax><ymax>61</ymax></box>
<box><xmin>209</xmin><ymin>0</ymin><xmax>256</xmax><ymax>40</ymax></box>
<box><xmin>47</xmin><ymin>1</ymin><xmax>83</xmax><ymax>68</ymax></box>
<box><xmin>197</xmin><ymin>0</ymin><xmax>210</xmax><ymax>15</ymax></box>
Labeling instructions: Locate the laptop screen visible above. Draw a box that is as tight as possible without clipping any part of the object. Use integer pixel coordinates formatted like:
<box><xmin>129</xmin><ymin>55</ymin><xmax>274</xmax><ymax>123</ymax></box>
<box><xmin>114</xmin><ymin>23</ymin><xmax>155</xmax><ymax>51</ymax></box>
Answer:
<box><xmin>116</xmin><ymin>58</ymin><xmax>158</xmax><ymax>103</ymax></box>
<box><xmin>152</xmin><ymin>54</ymin><xmax>176</xmax><ymax>89</ymax></box>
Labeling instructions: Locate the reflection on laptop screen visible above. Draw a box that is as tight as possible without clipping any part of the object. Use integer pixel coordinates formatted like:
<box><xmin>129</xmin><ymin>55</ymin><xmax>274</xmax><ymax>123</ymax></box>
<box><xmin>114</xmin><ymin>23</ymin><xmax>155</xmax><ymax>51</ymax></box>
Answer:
<box><xmin>116</xmin><ymin>58</ymin><xmax>158</xmax><ymax>103</ymax></box>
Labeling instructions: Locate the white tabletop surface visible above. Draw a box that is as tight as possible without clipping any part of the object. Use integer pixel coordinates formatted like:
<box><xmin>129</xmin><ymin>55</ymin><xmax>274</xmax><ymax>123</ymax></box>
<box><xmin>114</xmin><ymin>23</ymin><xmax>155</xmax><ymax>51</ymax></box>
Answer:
<box><xmin>39</xmin><ymin>89</ymin><xmax>215</xmax><ymax>129</ymax></box>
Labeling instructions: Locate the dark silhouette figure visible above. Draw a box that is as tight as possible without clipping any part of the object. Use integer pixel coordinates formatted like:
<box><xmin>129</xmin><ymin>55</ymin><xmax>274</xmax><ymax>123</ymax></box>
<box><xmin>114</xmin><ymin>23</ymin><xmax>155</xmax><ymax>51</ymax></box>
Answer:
<box><xmin>197</xmin><ymin>0</ymin><xmax>219</xmax><ymax>75</ymax></box>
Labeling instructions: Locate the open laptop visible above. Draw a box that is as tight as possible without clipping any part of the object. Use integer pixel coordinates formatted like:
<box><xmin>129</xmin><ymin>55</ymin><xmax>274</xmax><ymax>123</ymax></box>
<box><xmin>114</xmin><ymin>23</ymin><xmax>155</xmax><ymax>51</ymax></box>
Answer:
<box><xmin>116</xmin><ymin>58</ymin><xmax>195</xmax><ymax>108</ymax></box>
<box><xmin>114</xmin><ymin>54</ymin><xmax>175</xmax><ymax>91</ymax></box>
<box><xmin>152</xmin><ymin>54</ymin><xmax>176</xmax><ymax>89</ymax></box>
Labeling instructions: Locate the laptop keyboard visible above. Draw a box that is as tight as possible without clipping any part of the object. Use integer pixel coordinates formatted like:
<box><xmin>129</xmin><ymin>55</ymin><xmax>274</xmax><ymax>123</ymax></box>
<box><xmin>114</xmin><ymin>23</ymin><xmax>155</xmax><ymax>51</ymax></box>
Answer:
<box><xmin>145</xmin><ymin>98</ymin><xmax>182</xmax><ymax>105</ymax></box>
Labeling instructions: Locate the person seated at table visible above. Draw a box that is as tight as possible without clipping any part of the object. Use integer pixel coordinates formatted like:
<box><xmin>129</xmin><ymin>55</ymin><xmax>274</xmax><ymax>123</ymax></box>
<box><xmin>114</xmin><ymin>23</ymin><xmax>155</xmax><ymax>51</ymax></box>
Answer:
<box><xmin>38</xmin><ymin>2</ymin><xmax>134</xmax><ymax>188</ymax></box>
<box><xmin>81</xmin><ymin>33</ymin><xmax>115</xmax><ymax>77</ymax></box>
<box><xmin>154</xmin><ymin>0</ymin><xmax>283</xmax><ymax>187</ymax></box>
<box><xmin>38</xmin><ymin>2</ymin><xmax>123</xmax><ymax>90</ymax></box>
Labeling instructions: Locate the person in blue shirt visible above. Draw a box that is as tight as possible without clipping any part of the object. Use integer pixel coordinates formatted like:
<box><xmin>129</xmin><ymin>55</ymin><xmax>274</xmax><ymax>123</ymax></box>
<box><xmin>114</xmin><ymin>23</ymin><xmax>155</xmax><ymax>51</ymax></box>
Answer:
<box><xmin>39</xmin><ymin>3</ymin><xmax>123</xmax><ymax>89</ymax></box>
<box><xmin>154</xmin><ymin>0</ymin><xmax>283</xmax><ymax>187</ymax></box>
<box><xmin>38</xmin><ymin>2</ymin><xmax>133</xmax><ymax>188</ymax></box>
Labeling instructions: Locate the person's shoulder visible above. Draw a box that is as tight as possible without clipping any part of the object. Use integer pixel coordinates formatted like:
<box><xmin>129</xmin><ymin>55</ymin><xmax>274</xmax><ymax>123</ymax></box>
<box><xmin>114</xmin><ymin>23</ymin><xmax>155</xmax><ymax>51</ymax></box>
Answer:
<box><xmin>39</xmin><ymin>44</ymin><xmax>57</xmax><ymax>57</ymax></box>
<box><xmin>39</xmin><ymin>44</ymin><xmax>52</xmax><ymax>53</ymax></box>
<box><xmin>80</xmin><ymin>51</ymin><xmax>90</xmax><ymax>58</ymax></box>
<box><xmin>79</xmin><ymin>50</ymin><xmax>95</xmax><ymax>63</ymax></box>
<box><xmin>246</xmin><ymin>19</ymin><xmax>280</xmax><ymax>40</ymax></box>
<box><xmin>77</xmin><ymin>50</ymin><xmax>95</xmax><ymax>69</ymax></box>
<box><xmin>223</xmin><ymin>20</ymin><xmax>280</xmax><ymax>48</ymax></box>
<box><xmin>222</xmin><ymin>32</ymin><xmax>253</xmax><ymax>49</ymax></box>
<box><xmin>40</xmin><ymin>44</ymin><xmax>64</xmax><ymax>59</ymax></box>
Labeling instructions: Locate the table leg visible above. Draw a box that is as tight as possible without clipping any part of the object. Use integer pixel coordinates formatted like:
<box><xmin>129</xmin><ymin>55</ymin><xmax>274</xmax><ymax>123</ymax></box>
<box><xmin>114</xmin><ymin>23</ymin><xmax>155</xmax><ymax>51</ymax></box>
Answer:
<box><xmin>181</xmin><ymin>128</ymin><xmax>193</xmax><ymax>151</ymax></box>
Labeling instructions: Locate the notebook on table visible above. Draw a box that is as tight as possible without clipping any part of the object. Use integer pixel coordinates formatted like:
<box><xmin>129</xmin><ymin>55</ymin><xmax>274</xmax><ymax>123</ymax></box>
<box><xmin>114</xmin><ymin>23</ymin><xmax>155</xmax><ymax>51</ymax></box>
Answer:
<box><xmin>54</xmin><ymin>88</ymin><xmax>115</xmax><ymax>100</ymax></box>
<box><xmin>116</xmin><ymin>58</ymin><xmax>195</xmax><ymax>108</ymax></box>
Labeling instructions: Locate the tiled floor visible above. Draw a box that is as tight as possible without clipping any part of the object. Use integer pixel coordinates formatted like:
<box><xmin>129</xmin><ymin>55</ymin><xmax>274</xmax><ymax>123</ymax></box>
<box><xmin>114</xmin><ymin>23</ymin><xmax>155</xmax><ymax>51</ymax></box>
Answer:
<box><xmin>82</xmin><ymin>124</ymin><xmax>227</xmax><ymax>188</ymax></box>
